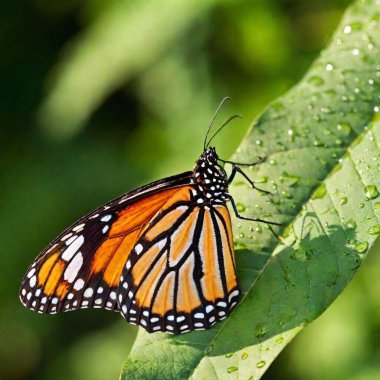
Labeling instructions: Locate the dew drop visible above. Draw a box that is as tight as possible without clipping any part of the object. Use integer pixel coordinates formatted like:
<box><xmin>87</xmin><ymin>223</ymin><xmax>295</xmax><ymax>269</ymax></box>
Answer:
<box><xmin>340</xmin><ymin>197</ymin><xmax>348</xmax><ymax>205</ymax></box>
<box><xmin>313</xmin><ymin>137</ymin><xmax>323</xmax><ymax>147</ymax></box>
<box><xmin>257</xmin><ymin>176</ymin><xmax>268</xmax><ymax>183</ymax></box>
<box><xmin>275</xmin><ymin>337</ymin><xmax>284</xmax><ymax>344</ymax></box>
<box><xmin>241</xmin><ymin>352</ymin><xmax>248</xmax><ymax>360</ymax></box>
<box><xmin>321</xmin><ymin>107</ymin><xmax>332</xmax><ymax>114</ymax></box>
<box><xmin>254</xmin><ymin>323</ymin><xmax>268</xmax><ymax>338</ymax></box>
<box><xmin>234</xmin><ymin>242</ymin><xmax>247</xmax><ymax>250</ymax></box>
<box><xmin>349</xmin><ymin>21</ymin><xmax>362</xmax><ymax>31</ymax></box>
<box><xmin>225</xmin><ymin>352</ymin><xmax>233</xmax><ymax>358</ymax></box>
<box><xmin>364</xmin><ymin>185</ymin><xmax>379</xmax><ymax>200</ymax></box>
<box><xmin>343</xmin><ymin>25</ymin><xmax>351</xmax><ymax>33</ymax></box>
<box><xmin>239</xmin><ymin>233</ymin><xmax>245</xmax><ymax>239</ymax></box>
<box><xmin>312</xmin><ymin>184</ymin><xmax>326</xmax><ymax>199</ymax></box>
<box><xmin>325</xmin><ymin>63</ymin><xmax>334</xmax><ymax>71</ymax></box>
<box><xmin>281</xmin><ymin>171</ymin><xmax>300</xmax><ymax>186</ymax></box>
<box><xmin>255</xmin><ymin>139</ymin><xmax>263</xmax><ymax>146</ymax></box>
<box><xmin>346</xmin><ymin>219</ymin><xmax>357</xmax><ymax>230</ymax></box>
<box><xmin>256</xmin><ymin>360</ymin><xmax>266</xmax><ymax>369</ymax></box>
<box><xmin>281</xmin><ymin>190</ymin><xmax>292</xmax><ymax>199</ymax></box>
<box><xmin>236</xmin><ymin>203</ymin><xmax>246</xmax><ymax>213</ymax></box>
<box><xmin>336</xmin><ymin>122</ymin><xmax>352</xmax><ymax>136</ymax></box>
<box><xmin>368</xmin><ymin>225</ymin><xmax>380</xmax><ymax>235</ymax></box>
<box><xmin>227</xmin><ymin>366</ymin><xmax>238</xmax><ymax>374</ymax></box>
<box><xmin>354</xmin><ymin>241</ymin><xmax>368</xmax><ymax>253</ymax></box>
<box><xmin>307</xmin><ymin>76</ymin><xmax>324</xmax><ymax>86</ymax></box>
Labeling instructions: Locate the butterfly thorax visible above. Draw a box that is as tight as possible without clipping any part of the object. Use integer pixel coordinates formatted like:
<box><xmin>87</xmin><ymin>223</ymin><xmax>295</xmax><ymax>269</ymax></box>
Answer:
<box><xmin>192</xmin><ymin>147</ymin><xmax>229</xmax><ymax>205</ymax></box>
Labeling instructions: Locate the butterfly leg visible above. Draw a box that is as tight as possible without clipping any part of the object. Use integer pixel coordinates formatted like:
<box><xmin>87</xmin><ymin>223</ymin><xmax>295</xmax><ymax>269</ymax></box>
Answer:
<box><xmin>227</xmin><ymin>164</ymin><xmax>272</xmax><ymax>195</ymax></box>
<box><xmin>227</xmin><ymin>194</ymin><xmax>282</xmax><ymax>226</ymax></box>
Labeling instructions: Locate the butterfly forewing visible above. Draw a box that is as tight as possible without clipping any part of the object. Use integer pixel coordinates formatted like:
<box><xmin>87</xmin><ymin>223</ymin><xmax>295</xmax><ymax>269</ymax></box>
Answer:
<box><xmin>19</xmin><ymin>173</ymin><xmax>193</xmax><ymax>315</ymax></box>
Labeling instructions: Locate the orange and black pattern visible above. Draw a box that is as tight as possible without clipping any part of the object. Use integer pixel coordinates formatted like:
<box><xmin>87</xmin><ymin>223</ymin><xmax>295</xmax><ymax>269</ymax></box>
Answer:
<box><xmin>20</xmin><ymin>148</ymin><xmax>242</xmax><ymax>334</ymax></box>
<box><xmin>117</xmin><ymin>193</ymin><xmax>239</xmax><ymax>333</ymax></box>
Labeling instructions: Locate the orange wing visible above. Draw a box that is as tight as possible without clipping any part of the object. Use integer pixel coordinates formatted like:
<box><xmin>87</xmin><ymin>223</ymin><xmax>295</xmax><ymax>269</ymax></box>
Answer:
<box><xmin>19</xmin><ymin>177</ymin><xmax>194</xmax><ymax>315</ymax></box>
<box><xmin>117</xmin><ymin>203</ymin><xmax>240</xmax><ymax>334</ymax></box>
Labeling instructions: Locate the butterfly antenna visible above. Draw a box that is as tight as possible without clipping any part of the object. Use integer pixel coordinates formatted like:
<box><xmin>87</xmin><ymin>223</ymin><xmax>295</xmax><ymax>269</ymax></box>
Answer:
<box><xmin>206</xmin><ymin>114</ymin><xmax>242</xmax><ymax>148</ymax></box>
<box><xmin>203</xmin><ymin>97</ymin><xmax>231</xmax><ymax>151</ymax></box>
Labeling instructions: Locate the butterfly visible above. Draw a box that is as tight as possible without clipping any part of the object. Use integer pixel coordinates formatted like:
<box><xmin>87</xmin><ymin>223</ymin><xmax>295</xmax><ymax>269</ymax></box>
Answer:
<box><xmin>19</xmin><ymin>98</ymin><xmax>281</xmax><ymax>334</ymax></box>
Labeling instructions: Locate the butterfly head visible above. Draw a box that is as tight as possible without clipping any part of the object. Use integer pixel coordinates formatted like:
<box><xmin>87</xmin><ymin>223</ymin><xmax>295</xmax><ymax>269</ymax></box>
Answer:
<box><xmin>203</xmin><ymin>147</ymin><xmax>218</xmax><ymax>163</ymax></box>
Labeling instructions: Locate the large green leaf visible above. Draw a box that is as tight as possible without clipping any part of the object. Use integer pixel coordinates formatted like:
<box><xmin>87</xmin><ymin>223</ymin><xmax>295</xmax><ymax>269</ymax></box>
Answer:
<box><xmin>121</xmin><ymin>1</ymin><xmax>380</xmax><ymax>379</ymax></box>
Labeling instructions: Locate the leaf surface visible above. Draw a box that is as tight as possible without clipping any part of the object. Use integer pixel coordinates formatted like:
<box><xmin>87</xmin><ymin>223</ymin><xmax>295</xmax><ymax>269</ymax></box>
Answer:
<box><xmin>121</xmin><ymin>1</ymin><xmax>380</xmax><ymax>378</ymax></box>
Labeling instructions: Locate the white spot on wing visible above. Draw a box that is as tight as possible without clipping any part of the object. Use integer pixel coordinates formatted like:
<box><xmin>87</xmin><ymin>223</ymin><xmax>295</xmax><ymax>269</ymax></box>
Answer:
<box><xmin>206</xmin><ymin>305</ymin><xmax>214</xmax><ymax>313</ymax></box>
<box><xmin>73</xmin><ymin>278</ymin><xmax>85</xmax><ymax>290</ymax></box>
<box><xmin>228</xmin><ymin>290</ymin><xmax>239</xmax><ymax>302</ymax></box>
<box><xmin>83</xmin><ymin>288</ymin><xmax>93</xmax><ymax>298</ymax></box>
<box><xmin>73</xmin><ymin>223</ymin><xmax>85</xmax><ymax>232</ymax></box>
<box><xmin>62</xmin><ymin>235</ymin><xmax>84</xmax><ymax>261</ymax></box>
<box><xmin>100</xmin><ymin>214</ymin><xmax>112</xmax><ymax>222</ymax></box>
<box><xmin>64</xmin><ymin>253</ymin><xmax>84</xmax><ymax>283</ymax></box>
<box><xmin>29</xmin><ymin>275</ymin><xmax>37</xmax><ymax>288</ymax></box>
<box><xmin>61</xmin><ymin>233</ymin><xmax>72</xmax><ymax>241</ymax></box>
<box><xmin>135</xmin><ymin>244</ymin><xmax>143</xmax><ymax>255</ymax></box>
<box><xmin>27</xmin><ymin>268</ymin><xmax>36</xmax><ymax>278</ymax></box>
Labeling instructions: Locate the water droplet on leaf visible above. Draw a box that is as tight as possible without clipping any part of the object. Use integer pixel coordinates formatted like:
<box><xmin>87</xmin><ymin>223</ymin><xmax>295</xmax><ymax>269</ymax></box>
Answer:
<box><xmin>236</xmin><ymin>203</ymin><xmax>246</xmax><ymax>213</ymax></box>
<box><xmin>346</xmin><ymin>219</ymin><xmax>357</xmax><ymax>230</ymax></box>
<box><xmin>354</xmin><ymin>241</ymin><xmax>368</xmax><ymax>253</ymax></box>
<box><xmin>336</xmin><ymin>122</ymin><xmax>351</xmax><ymax>136</ymax></box>
<box><xmin>368</xmin><ymin>225</ymin><xmax>380</xmax><ymax>235</ymax></box>
<box><xmin>307</xmin><ymin>76</ymin><xmax>324</xmax><ymax>86</ymax></box>
<box><xmin>256</xmin><ymin>360</ymin><xmax>266</xmax><ymax>369</ymax></box>
<box><xmin>364</xmin><ymin>185</ymin><xmax>379</xmax><ymax>200</ymax></box>
<box><xmin>312</xmin><ymin>184</ymin><xmax>326</xmax><ymax>199</ymax></box>
<box><xmin>254</xmin><ymin>323</ymin><xmax>268</xmax><ymax>338</ymax></box>
<box><xmin>227</xmin><ymin>366</ymin><xmax>238</xmax><ymax>374</ymax></box>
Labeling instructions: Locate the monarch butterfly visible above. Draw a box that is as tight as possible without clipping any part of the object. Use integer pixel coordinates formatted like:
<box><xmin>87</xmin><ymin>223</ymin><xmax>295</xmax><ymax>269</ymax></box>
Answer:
<box><xmin>19</xmin><ymin>98</ymin><xmax>280</xmax><ymax>334</ymax></box>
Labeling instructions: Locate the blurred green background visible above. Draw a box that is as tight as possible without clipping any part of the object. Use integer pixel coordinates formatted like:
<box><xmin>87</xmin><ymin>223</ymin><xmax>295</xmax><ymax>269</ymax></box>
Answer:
<box><xmin>2</xmin><ymin>0</ymin><xmax>379</xmax><ymax>379</ymax></box>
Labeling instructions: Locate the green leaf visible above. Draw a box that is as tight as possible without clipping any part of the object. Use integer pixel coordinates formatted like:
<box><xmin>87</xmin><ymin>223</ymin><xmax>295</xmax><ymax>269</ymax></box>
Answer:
<box><xmin>121</xmin><ymin>1</ymin><xmax>380</xmax><ymax>379</ymax></box>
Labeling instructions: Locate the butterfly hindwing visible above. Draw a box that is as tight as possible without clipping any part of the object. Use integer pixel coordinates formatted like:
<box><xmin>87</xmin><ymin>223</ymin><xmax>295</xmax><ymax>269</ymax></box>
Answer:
<box><xmin>117</xmin><ymin>197</ymin><xmax>241</xmax><ymax>334</ymax></box>
<box><xmin>19</xmin><ymin>173</ymin><xmax>193</xmax><ymax>315</ymax></box>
